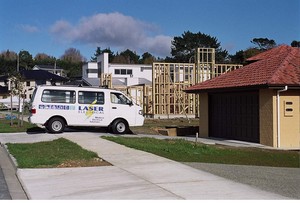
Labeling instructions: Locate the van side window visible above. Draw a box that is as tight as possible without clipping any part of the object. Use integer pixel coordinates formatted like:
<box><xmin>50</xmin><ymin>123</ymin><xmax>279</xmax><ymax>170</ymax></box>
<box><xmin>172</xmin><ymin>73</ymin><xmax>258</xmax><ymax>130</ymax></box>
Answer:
<box><xmin>110</xmin><ymin>92</ymin><xmax>131</xmax><ymax>105</ymax></box>
<box><xmin>78</xmin><ymin>91</ymin><xmax>104</xmax><ymax>105</ymax></box>
<box><xmin>42</xmin><ymin>90</ymin><xmax>76</xmax><ymax>103</ymax></box>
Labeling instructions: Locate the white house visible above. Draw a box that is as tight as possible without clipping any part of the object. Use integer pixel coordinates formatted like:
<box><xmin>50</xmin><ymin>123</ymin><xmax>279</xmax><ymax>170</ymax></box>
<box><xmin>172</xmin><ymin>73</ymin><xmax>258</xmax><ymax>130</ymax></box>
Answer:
<box><xmin>82</xmin><ymin>62</ymin><xmax>100</xmax><ymax>86</ymax></box>
<box><xmin>33</xmin><ymin>64</ymin><xmax>65</xmax><ymax>76</ymax></box>
<box><xmin>82</xmin><ymin>53</ymin><xmax>152</xmax><ymax>87</ymax></box>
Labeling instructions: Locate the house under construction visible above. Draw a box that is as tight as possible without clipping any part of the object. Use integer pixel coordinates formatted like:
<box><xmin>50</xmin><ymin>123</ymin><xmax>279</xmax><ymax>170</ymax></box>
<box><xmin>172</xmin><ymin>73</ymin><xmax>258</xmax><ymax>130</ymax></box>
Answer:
<box><xmin>100</xmin><ymin>48</ymin><xmax>243</xmax><ymax>118</ymax></box>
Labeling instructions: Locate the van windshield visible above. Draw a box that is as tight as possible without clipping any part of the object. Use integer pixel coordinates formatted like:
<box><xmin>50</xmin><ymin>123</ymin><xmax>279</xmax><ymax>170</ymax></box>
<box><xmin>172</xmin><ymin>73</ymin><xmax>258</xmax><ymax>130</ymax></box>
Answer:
<box><xmin>110</xmin><ymin>92</ymin><xmax>132</xmax><ymax>105</ymax></box>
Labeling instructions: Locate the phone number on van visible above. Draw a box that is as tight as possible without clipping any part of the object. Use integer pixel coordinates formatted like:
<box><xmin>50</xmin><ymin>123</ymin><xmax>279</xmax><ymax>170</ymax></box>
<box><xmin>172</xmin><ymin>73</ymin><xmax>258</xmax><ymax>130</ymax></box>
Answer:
<box><xmin>39</xmin><ymin>105</ymin><xmax>75</xmax><ymax>110</ymax></box>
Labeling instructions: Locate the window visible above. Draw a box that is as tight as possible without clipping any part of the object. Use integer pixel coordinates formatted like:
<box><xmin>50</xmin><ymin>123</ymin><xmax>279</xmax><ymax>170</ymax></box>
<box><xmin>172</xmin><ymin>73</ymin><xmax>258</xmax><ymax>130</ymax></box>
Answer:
<box><xmin>110</xmin><ymin>92</ymin><xmax>131</xmax><ymax>105</ymax></box>
<box><xmin>86</xmin><ymin>69</ymin><xmax>98</xmax><ymax>75</ymax></box>
<box><xmin>78</xmin><ymin>91</ymin><xmax>104</xmax><ymax>105</ymax></box>
<box><xmin>26</xmin><ymin>81</ymin><xmax>30</xmax><ymax>87</ymax></box>
<box><xmin>42</xmin><ymin>90</ymin><xmax>76</xmax><ymax>103</ymax></box>
<box><xmin>127</xmin><ymin>69</ymin><xmax>132</xmax><ymax>75</ymax></box>
<box><xmin>121</xmin><ymin>69</ymin><xmax>126</xmax><ymax>75</ymax></box>
<box><xmin>114</xmin><ymin>69</ymin><xmax>133</xmax><ymax>75</ymax></box>
<box><xmin>87</xmin><ymin>69</ymin><xmax>98</xmax><ymax>73</ymax></box>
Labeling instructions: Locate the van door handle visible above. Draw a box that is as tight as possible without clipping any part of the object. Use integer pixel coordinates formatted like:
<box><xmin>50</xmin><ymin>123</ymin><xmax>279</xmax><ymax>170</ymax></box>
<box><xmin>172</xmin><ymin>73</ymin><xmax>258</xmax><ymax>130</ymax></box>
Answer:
<box><xmin>112</xmin><ymin>107</ymin><xmax>117</xmax><ymax>109</ymax></box>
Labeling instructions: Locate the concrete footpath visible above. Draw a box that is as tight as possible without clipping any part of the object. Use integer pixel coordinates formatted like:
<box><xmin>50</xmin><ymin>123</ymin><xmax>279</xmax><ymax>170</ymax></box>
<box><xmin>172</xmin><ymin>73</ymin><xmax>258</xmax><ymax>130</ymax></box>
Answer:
<box><xmin>0</xmin><ymin>132</ymin><xmax>290</xmax><ymax>200</ymax></box>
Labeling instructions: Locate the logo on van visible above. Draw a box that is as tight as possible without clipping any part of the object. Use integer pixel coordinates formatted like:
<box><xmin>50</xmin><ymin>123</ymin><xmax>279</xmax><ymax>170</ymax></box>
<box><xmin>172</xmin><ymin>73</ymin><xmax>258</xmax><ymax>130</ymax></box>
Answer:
<box><xmin>78</xmin><ymin>100</ymin><xmax>104</xmax><ymax>118</ymax></box>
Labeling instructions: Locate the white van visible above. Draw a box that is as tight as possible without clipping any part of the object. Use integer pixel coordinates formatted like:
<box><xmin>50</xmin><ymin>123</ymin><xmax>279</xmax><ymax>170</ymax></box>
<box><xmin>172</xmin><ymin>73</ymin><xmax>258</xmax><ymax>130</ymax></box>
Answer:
<box><xmin>29</xmin><ymin>85</ymin><xmax>144</xmax><ymax>134</ymax></box>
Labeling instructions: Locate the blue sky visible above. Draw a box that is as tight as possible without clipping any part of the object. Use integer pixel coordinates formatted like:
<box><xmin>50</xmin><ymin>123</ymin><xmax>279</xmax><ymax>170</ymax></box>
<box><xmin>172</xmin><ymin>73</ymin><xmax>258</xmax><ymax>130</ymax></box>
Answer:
<box><xmin>1</xmin><ymin>0</ymin><xmax>299</xmax><ymax>60</ymax></box>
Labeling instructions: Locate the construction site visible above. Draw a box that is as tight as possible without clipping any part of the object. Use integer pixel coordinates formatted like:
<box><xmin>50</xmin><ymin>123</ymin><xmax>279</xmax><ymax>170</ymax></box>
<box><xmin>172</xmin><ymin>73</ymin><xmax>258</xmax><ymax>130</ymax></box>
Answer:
<box><xmin>100</xmin><ymin>48</ymin><xmax>243</xmax><ymax>119</ymax></box>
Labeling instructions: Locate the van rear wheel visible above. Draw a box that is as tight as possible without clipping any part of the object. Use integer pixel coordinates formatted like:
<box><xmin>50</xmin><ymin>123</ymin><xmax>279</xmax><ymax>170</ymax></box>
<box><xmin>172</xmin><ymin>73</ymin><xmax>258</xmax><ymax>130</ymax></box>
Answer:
<box><xmin>47</xmin><ymin>117</ymin><xmax>65</xmax><ymax>134</ymax></box>
<box><xmin>111</xmin><ymin>119</ymin><xmax>128</xmax><ymax>134</ymax></box>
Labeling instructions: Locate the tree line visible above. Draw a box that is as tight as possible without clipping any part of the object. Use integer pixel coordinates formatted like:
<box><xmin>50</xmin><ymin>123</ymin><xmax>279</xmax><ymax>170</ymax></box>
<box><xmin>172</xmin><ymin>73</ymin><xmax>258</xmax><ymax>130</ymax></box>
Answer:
<box><xmin>1</xmin><ymin>31</ymin><xmax>299</xmax><ymax>78</ymax></box>
<box><xmin>0</xmin><ymin>48</ymin><xmax>85</xmax><ymax>78</ymax></box>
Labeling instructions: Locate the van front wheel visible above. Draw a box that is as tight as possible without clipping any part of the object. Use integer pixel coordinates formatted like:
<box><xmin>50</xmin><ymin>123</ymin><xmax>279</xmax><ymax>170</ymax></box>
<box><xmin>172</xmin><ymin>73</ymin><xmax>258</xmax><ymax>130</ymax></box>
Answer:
<box><xmin>111</xmin><ymin>119</ymin><xmax>128</xmax><ymax>134</ymax></box>
<box><xmin>47</xmin><ymin>117</ymin><xmax>65</xmax><ymax>134</ymax></box>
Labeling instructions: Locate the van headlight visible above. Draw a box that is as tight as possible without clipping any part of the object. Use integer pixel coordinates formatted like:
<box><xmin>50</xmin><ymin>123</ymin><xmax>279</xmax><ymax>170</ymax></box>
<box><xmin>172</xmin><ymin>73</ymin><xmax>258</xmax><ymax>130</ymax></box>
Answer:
<box><xmin>138</xmin><ymin>110</ymin><xmax>143</xmax><ymax>115</ymax></box>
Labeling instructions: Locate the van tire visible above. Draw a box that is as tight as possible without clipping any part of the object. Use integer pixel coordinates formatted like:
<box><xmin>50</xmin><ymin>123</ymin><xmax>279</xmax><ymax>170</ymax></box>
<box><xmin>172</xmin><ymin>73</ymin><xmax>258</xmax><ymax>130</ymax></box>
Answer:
<box><xmin>47</xmin><ymin>117</ymin><xmax>65</xmax><ymax>134</ymax></box>
<box><xmin>111</xmin><ymin>119</ymin><xmax>128</xmax><ymax>134</ymax></box>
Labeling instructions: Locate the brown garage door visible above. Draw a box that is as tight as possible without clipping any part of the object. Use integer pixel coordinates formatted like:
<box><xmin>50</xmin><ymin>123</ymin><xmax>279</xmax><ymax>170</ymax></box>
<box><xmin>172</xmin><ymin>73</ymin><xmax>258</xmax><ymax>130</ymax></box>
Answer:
<box><xmin>209</xmin><ymin>91</ymin><xmax>259</xmax><ymax>143</ymax></box>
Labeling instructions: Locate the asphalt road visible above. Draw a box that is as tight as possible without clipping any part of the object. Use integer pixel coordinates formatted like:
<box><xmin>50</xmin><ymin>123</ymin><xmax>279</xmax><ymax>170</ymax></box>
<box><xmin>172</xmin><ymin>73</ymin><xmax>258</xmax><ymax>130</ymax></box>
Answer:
<box><xmin>183</xmin><ymin>162</ymin><xmax>300</xmax><ymax>199</ymax></box>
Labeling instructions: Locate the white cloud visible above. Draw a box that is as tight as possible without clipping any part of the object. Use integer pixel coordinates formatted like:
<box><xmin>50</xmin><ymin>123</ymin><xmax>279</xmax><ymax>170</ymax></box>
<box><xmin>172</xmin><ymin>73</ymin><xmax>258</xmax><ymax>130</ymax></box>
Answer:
<box><xmin>20</xmin><ymin>24</ymin><xmax>39</xmax><ymax>33</ymax></box>
<box><xmin>50</xmin><ymin>12</ymin><xmax>172</xmax><ymax>57</ymax></box>
<box><xmin>142</xmin><ymin>35</ymin><xmax>172</xmax><ymax>56</ymax></box>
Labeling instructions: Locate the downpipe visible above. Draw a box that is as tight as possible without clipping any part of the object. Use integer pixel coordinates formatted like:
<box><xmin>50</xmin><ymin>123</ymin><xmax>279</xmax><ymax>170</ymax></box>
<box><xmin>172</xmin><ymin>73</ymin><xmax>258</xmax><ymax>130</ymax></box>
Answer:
<box><xmin>276</xmin><ymin>86</ymin><xmax>288</xmax><ymax>148</ymax></box>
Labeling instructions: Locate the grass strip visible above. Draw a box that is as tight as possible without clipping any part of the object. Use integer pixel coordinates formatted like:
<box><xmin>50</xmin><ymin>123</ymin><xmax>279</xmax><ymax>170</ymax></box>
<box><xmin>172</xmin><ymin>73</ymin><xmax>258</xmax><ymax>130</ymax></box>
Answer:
<box><xmin>0</xmin><ymin>118</ymin><xmax>39</xmax><ymax>133</ymax></box>
<box><xmin>103</xmin><ymin>136</ymin><xmax>300</xmax><ymax>168</ymax></box>
<box><xmin>6</xmin><ymin>138</ymin><xmax>100</xmax><ymax>168</ymax></box>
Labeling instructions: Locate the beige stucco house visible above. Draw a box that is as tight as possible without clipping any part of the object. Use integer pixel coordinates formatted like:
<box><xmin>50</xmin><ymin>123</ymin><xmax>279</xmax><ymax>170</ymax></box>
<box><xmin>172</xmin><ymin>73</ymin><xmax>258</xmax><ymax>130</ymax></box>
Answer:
<box><xmin>186</xmin><ymin>45</ymin><xmax>300</xmax><ymax>149</ymax></box>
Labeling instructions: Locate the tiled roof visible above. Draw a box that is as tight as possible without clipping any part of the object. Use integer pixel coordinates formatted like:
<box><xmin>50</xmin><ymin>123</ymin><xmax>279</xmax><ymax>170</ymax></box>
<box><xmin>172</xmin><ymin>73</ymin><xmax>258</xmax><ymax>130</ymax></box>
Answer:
<box><xmin>185</xmin><ymin>45</ymin><xmax>300</xmax><ymax>93</ymax></box>
<box><xmin>20</xmin><ymin>70</ymin><xmax>68</xmax><ymax>81</ymax></box>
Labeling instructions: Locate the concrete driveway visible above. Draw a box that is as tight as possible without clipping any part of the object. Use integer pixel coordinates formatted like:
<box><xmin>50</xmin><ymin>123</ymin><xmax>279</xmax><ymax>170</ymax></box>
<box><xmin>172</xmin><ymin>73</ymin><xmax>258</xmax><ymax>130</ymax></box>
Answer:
<box><xmin>0</xmin><ymin>131</ymin><xmax>295</xmax><ymax>200</ymax></box>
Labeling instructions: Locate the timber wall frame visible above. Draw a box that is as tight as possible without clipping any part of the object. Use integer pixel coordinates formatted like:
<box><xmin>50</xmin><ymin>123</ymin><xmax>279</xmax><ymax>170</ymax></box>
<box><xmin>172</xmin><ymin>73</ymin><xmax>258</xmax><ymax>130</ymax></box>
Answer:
<box><xmin>152</xmin><ymin>63</ymin><xmax>197</xmax><ymax>117</ymax></box>
<box><xmin>100</xmin><ymin>73</ymin><xmax>153</xmax><ymax>116</ymax></box>
<box><xmin>100</xmin><ymin>73</ymin><xmax>112</xmax><ymax>88</ymax></box>
<box><xmin>152</xmin><ymin>48</ymin><xmax>243</xmax><ymax>117</ymax></box>
<box><xmin>100</xmin><ymin>48</ymin><xmax>243</xmax><ymax>117</ymax></box>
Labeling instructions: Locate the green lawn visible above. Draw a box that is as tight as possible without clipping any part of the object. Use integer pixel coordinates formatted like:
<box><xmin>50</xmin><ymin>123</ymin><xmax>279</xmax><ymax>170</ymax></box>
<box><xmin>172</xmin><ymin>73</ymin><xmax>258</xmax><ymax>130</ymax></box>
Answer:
<box><xmin>0</xmin><ymin>118</ymin><xmax>40</xmax><ymax>133</ymax></box>
<box><xmin>103</xmin><ymin>136</ymin><xmax>300</xmax><ymax>168</ymax></box>
<box><xmin>6</xmin><ymin>138</ymin><xmax>102</xmax><ymax>168</ymax></box>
